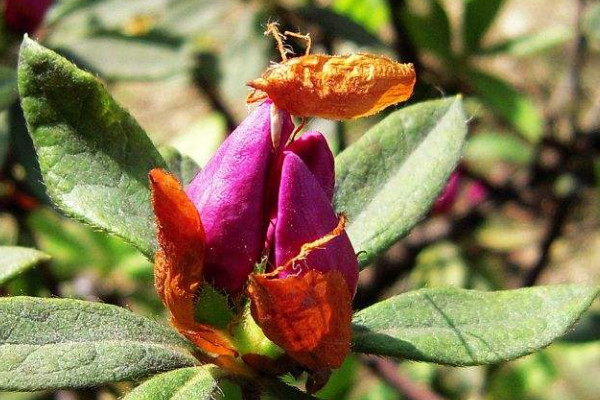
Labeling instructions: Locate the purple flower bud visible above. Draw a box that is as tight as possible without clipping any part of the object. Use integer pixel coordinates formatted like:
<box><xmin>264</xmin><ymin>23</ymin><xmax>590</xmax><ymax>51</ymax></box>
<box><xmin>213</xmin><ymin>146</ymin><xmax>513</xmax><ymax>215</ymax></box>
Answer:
<box><xmin>186</xmin><ymin>101</ymin><xmax>358</xmax><ymax>295</ymax></box>
<box><xmin>274</xmin><ymin>151</ymin><xmax>359</xmax><ymax>293</ymax></box>
<box><xmin>186</xmin><ymin>101</ymin><xmax>294</xmax><ymax>293</ymax></box>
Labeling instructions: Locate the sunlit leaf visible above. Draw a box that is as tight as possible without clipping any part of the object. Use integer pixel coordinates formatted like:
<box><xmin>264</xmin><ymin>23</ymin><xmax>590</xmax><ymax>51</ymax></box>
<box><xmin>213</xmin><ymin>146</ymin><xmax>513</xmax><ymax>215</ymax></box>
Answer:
<box><xmin>334</xmin><ymin>97</ymin><xmax>467</xmax><ymax>267</ymax></box>
<box><xmin>352</xmin><ymin>285</ymin><xmax>599</xmax><ymax>366</ymax></box>
<box><xmin>468</xmin><ymin>68</ymin><xmax>544</xmax><ymax>143</ymax></box>
<box><xmin>18</xmin><ymin>37</ymin><xmax>166</xmax><ymax>259</ymax></box>
<box><xmin>0</xmin><ymin>297</ymin><xmax>197</xmax><ymax>390</ymax></box>
<box><xmin>123</xmin><ymin>367</ymin><xmax>219</xmax><ymax>400</ymax></box>
<box><xmin>482</xmin><ymin>26</ymin><xmax>573</xmax><ymax>57</ymax></box>
<box><xmin>0</xmin><ymin>246</ymin><xmax>50</xmax><ymax>285</ymax></box>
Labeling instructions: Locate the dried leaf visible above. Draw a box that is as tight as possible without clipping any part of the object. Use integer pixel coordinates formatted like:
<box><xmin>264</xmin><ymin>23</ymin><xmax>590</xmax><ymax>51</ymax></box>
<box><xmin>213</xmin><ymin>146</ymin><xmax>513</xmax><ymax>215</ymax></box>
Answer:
<box><xmin>247</xmin><ymin>54</ymin><xmax>415</xmax><ymax>120</ymax></box>
<box><xmin>150</xmin><ymin>168</ymin><xmax>236</xmax><ymax>357</ymax></box>
<box><xmin>247</xmin><ymin>270</ymin><xmax>352</xmax><ymax>370</ymax></box>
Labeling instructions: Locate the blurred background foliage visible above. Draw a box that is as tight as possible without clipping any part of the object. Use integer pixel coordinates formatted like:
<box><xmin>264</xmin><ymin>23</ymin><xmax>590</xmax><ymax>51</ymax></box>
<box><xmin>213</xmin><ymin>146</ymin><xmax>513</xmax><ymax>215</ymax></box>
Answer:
<box><xmin>0</xmin><ymin>0</ymin><xmax>599</xmax><ymax>399</ymax></box>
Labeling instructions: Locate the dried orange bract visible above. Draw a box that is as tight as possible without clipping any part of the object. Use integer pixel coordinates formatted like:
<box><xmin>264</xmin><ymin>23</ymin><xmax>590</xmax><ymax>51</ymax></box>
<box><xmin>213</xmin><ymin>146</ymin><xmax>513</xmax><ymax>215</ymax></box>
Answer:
<box><xmin>246</xmin><ymin>24</ymin><xmax>416</xmax><ymax>120</ymax></box>
<box><xmin>247</xmin><ymin>54</ymin><xmax>415</xmax><ymax>120</ymax></box>
<box><xmin>247</xmin><ymin>269</ymin><xmax>352</xmax><ymax>370</ymax></box>
<box><xmin>150</xmin><ymin>168</ymin><xmax>236</xmax><ymax>357</ymax></box>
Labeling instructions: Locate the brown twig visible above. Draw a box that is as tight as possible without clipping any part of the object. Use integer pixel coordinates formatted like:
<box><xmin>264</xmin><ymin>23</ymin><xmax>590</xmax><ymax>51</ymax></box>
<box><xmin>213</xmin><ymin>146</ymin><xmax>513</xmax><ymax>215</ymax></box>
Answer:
<box><xmin>523</xmin><ymin>192</ymin><xmax>575</xmax><ymax>287</ymax></box>
<box><xmin>362</xmin><ymin>356</ymin><xmax>447</xmax><ymax>400</ymax></box>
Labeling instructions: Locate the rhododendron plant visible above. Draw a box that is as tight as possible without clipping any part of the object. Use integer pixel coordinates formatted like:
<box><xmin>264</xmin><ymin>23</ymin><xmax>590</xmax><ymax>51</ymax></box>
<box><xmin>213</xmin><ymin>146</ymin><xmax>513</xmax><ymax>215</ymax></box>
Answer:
<box><xmin>150</xmin><ymin>101</ymin><xmax>358</xmax><ymax>372</ymax></box>
<box><xmin>0</xmin><ymin>36</ymin><xmax>597</xmax><ymax>400</ymax></box>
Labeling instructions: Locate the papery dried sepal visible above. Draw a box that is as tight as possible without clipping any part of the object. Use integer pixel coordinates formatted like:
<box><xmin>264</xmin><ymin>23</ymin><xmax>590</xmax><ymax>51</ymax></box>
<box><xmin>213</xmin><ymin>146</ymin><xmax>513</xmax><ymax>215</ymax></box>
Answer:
<box><xmin>247</xmin><ymin>52</ymin><xmax>415</xmax><ymax>120</ymax></box>
<box><xmin>247</xmin><ymin>269</ymin><xmax>352</xmax><ymax>370</ymax></box>
<box><xmin>150</xmin><ymin>168</ymin><xmax>236</xmax><ymax>357</ymax></box>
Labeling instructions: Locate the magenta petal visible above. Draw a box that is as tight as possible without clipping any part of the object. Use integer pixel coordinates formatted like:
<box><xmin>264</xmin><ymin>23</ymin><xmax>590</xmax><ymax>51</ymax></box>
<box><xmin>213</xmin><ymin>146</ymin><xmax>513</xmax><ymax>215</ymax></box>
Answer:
<box><xmin>274</xmin><ymin>152</ymin><xmax>358</xmax><ymax>293</ymax></box>
<box><xmin>186</xmin><ymin>101</ymin><xmax>294</xmax><ymax>293</ymax></box>
<box><xmin>4</xmin><ymin>0</ymin><xmax>53</xmax><ymax>34</ymax></box>
<box><xmin>286</xmin><ymin>131</ymin><xmax>335</xmax><ymax>201</ymax></box>
<box><xmin>433</xmin><ymin>171</ymin><xmax>461</xmax><ymax>214</ymax></box>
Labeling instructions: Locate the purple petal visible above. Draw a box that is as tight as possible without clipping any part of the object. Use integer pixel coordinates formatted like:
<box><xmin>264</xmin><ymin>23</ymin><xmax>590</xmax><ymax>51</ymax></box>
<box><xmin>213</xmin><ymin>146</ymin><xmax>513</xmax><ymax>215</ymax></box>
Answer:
<box><xmin>186</xmin><ymin>101</ymin><xmax>294</xmax><ymax>293</ymax></box>
<box><xmin>274</xmin><ymin>152</ymin><xmax>358</xmax><ymax>293</ymax></box>
<box><xmin>285</xmin><ymin>132</ymin><xmax>335</xmax><ymax>201</ymax></box>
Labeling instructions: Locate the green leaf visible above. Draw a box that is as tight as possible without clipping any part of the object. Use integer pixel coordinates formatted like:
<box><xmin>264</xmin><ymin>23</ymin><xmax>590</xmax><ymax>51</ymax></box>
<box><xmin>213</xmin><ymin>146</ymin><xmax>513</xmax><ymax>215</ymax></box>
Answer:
<box><xmin>332</xmin><ymin>0</ymin><xmax>389</xmax><ymax>33</ymax></box>
<box><xmin>467</xmin><ymin>68</ymin><xmax>544</xmax><ymax>143</ymax></box>
<box><xmin>0</xmin><ymin>246</ymin><xmax>50</xmax><ymax>285</ymax></box>
<box><xmin>160</xmin><ymin>146</ymin><xmax>201</xmax><ymax>188</ymax></box>
<box><xmin>0</xmin><ymin>297</ymin><xmax>197</xmax><ymax>391</ymax></box>
<box><xmin>463</xmin><ymin>0</ymin><xmax>506</xmax><ymax>52</ymax></box>
<box><xmin>482</xmin><ymin>26</ymin><xmax>572</xmax><ymax>57</ymax></box>
<box><xmin>334</xmin><ymin>97</ymin><xmax>467</xmax><ymax>267</ymax></box>
<box><xmin>0</xmin><ymin>66</ymin><xmax>17</xmax><ymax>111</ymax></box>
<box><xmin>57</xmin><ymin>35</ymin><xmax>187</xmax><ymax>81</ymax></box>
<box><xmin>465</xmin><ymin>131</ymin><xmax>534</xmax><ymax>167</ymax></box>
<box><xmin>18</xmin><ymin>37</ymin><xmax>167</xmax><ymax>259</ymax></box>
<box><xmin>352</xmin><ymin>285</ymin><xmax>600</xmax><ymax>366</ymax></box>
<box><xmin>123</xmin><ymin>367</ymin><xmax>219</xmax><ymax>400</ymax></box>
<box><xmin>194</xmin><ymin>283</ymin><xmax>234</xmax><ymax>330</ymax></box>
<box><xmin>298</xmin><ymin>5</ymin><xmax>387</xmax><ymax>47</ymax></box>
<box><xmin>402</xmin><ymin>0</ymin><xmax>453</xmax><ymax>60</ymax></box>
<box><xmin>584</xmin><ymin>3</ymin><xmax>600</xmax><ymax>46</ymax></box>
<box><xmin>0</xmin><ymin>110</ymin><xmax>8</xmax><ymax>166</ymax></box>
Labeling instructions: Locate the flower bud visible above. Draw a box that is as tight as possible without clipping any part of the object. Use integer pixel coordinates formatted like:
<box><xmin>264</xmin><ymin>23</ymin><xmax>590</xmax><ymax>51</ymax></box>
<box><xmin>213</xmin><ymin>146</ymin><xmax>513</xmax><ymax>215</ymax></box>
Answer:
<box><xmin>185</xmin><ymin>101</ymin><xmax>294</xmax><ymax>293</ymax></box>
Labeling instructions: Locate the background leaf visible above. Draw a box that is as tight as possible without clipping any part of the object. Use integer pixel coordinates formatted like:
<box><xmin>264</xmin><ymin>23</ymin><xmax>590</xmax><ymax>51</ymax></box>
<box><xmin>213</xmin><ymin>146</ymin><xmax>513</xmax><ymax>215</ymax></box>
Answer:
<box><xmin>463</xmin><ymin>0</ymin><xmax>506</xmax><ymax>52</ymax></box>
<box><xmin>0</xmin><ymin>66</ymin><xmax>17</xmax><ymax>111</ymax></box>
<box><xmin>334</xmin><ymin>97</ymin><xmax>467</xmax><ymax>267</ymax></box>
<box><xmin>467</xmin><ymin>68</ymin><xmax>544</xmax><ymax>143</ymax></box>
<box><xmin>352</xmin><ymin>285</ymin><xmax>599</xmax><ymax>366</ymax></box>
<box><xmin>0</xmin><ymin>246</ymin><xmax>50</xmax><ymax>285</ymax></box>
<box><xmin>0</xmin><ymin>297</ymin><xmax>197</xmax><ymax>391</ymax></box>
<box><xmin>0</xmin><ymin>110</ymin><xmax>8</xmax><ymax>166</ymax></box>
<box><xmin>465</xmin><ymin>131</ymin><xmax>534</xmax><ymax>168</ymax></box>
<box><xmin>159</xmin><ymin>146</ymin><xmax>201</xmax><ymax>188</ymax></box>
<box><xmin>57</xmin><ymin>35</ymin><xmax>187</xmax><ymax>81</ymax></box>
<box><xmin>482</xmin><ymin>26</ymin><xmax>573</xmax><ymax>57</ymax></box>
<box><xmin>401</xmin><ymin>0</ymin><xmax>452</xmax><ymax>60</ymax></box>
<box><xmin>18</xmin><ymin>37</ymin><xmax>167</xmax><ymax>259</ymax></box>
<box><xmin>123</xmin><ymin>367</ymin><xmax>219</xmax><ymax>400</ymax></box>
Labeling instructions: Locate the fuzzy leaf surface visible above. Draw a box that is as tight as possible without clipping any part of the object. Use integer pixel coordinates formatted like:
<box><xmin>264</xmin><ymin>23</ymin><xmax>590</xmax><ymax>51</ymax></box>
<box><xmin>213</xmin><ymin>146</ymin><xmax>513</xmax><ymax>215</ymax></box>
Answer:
<box><xmin>0</xmin><ymin>246</ymin><xmax>50</xmax><ymax>285</ymax></box>
<box><xmin>0</xmin><ymin>297</ymin><xmax>197</xmax><ymax>390</ymax></box>
<box><xmin>123</xmin><ymin>367</ymin><xmax>218</xmax><ymax>400</ymax></box>
<box><xmin>18</xmin><ymin>37</ymin><xmax>166</xmax><ymax>258</ymax></box>
<box><xmin>352</xmin><ymin>285</ymin><xmax>599</xmax><ymax>366</ymax></box>
<box><xmin>334</xmin><ymin>97</ymin><xmax>467</xmax><ymax>267</ymax></box>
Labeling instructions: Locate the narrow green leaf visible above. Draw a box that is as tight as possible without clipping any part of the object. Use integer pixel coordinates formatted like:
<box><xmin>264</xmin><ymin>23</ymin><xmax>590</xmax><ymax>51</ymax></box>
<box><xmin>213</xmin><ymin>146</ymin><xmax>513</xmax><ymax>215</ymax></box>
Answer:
<box><xmin>463</xmin><ymin>0</ymin><xmax>506</xmax><ymax>52</ymax></box>
<box><xmin>465</xmin><ymin>131</ymin><xmax>534</xmax><ymax>167</ymax></box>
<box><xmin>123</xmin><ymin>367</ymin><xmax>219</xmax><ymax>400</ymax></box>
<box><xmin>0</xmin><ymin>246</ymin><xmax>50</xmax><ymax>285</ymax></box>
<box><xmin>0</xmin><ymin>297</ymin><xmax>197</xmax><ymax>390</ymax></box>
<box><xmin>58</xmin><ymin>35</ymin><xmax>187</xmax><ymax>81</ymax></box>
<box><xmin>334</xmin><ymin>97</ymin><xmax>467</xmax><ymax>267</ymax></box>
<box><xmin>482</xmin><ymin>26</ymin><xmax>572</xmax><ymax>57</ymax></box>
<box><xmin>18</xmin><ymin>37</ymin><xmax>167</xmax><ymax>259</ymax></box>
<box><xmin>352</xmin><ymin>285</ymin><xmax>600</xmax><ymax>366</ymax></box>
<box><xmin>468</xmin><ymin>68</ymin><xmax>544</xmax><ymax>143</ymax></box>
<box><xmin>402</xmin><ymin>0</ymin><xmax>453</xmax><ymax>60</ymax></box>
